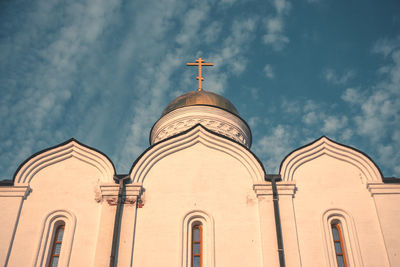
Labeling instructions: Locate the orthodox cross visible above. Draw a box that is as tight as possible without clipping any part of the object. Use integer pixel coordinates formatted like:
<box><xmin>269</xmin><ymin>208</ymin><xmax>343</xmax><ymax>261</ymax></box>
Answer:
<box><xmin>186</xmin><ymin>57</ymin><xmax>214</xmax><ymax>91</ymax></box>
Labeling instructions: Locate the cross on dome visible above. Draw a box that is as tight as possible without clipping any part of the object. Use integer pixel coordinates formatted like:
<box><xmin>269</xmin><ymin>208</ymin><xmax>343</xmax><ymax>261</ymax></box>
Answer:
<box><xmin>186</xmin><ymin>57</ymin><xmax>214</xmax><ymax>91</ymax></box>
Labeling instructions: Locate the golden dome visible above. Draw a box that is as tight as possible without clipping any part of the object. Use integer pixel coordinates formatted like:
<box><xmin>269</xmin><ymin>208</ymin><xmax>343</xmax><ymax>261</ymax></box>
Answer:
<box><xmin>162</xmin><ymin>90</ymin><xmax>239</xmax><ymax>116</ymax></box>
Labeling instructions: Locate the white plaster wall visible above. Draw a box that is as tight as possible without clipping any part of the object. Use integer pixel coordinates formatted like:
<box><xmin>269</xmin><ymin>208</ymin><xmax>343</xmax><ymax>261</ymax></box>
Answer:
<box><xmin>373</xmin><ymin>194</ymin><xmax>400</xmax><ymax>266</ymax></box>
<box><xmin>0</xmin><ymin>196</ymin><xmax>24</xmax><ymax>266</ymax></box>
<box><xmin>131</xmin><ymin>143</ymin><xmax>264</xmax><ymax>266</ymax></box>
<box><xmin>291</xmin><ymin>154</ymin><xmax>389</xmax><ymax>266</ymax></box>
<box><xmin>7</xmin><ymin>157</ymin><xmax>104</xmax><ymax>267</ymax></box>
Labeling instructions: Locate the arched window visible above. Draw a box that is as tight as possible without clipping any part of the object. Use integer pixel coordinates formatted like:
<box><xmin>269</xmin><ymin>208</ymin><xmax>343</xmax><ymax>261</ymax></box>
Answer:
<box><xmin>182</xmin><ymin>211</ymin><xmax>215</xmax><ymax>267</ymax></box>
<box><xmin>331</xmin><ymin>223</ymin><xmax>348</xmax><ymax>267</ymax></box>
<box><xmin>34</xmin><ymin>210</ymin><xmax>76</xmax><ymax>267</ymax></box>
<box><xmin>49</xmin><ymin>224</ymin><xmax>65</xmax><ymax>267</ymax></box>
<box><xmin>322</xmin><ymin>209</ymin><xmax>363</xmax><ymax>267</ymax></box>
<box><xmin>192</xmin><ymin>224</ymin><xmax>202</xmax><ymax>267</ymax></box>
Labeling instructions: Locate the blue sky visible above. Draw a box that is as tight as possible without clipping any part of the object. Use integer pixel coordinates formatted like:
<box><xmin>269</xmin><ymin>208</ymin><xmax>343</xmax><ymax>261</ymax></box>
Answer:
<box><xmin>1</xmin><ymin>0</ymin><xmax>399</xmax><ymax>180</ymax></box>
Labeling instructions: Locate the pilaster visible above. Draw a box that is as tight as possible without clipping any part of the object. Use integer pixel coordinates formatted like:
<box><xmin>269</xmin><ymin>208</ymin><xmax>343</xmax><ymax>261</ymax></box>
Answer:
<box><xmin>117</xmin><ymin>183</ymin><xmax>142</xmax><ymax>267</ymax></box>
<box><xmin>0</xmin><ymin>184</ymin><xmax>30</xmax><ymax>266</ymax></box>
<box><xmin>367</xmin><ymin>182</ymin><xmax>400</xmax><ymax>266</ymax></box>
<box><xmin>253</xmin><ymin>181</ymin><xmax>280</xmax><ymax>267</ymax></box>
<box><xmin>93</xmin><ymin>183</ymin><xmax>119</xmax><ymax>267</ymax></box>
<box><xmin>278</xmin><ymin>181</ymin><xmax>301</xmax><ymax>267</ymax></box>
<box><xmin>93</xmin><ymin>183</ymin><xmax>142</xmax><ymax>267</ymax></box>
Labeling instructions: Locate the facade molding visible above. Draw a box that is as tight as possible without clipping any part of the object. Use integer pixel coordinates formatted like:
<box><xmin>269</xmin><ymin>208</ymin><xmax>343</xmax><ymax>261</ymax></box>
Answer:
<box><xmin>130</xmin><ymin>125</ymin><xmax>264</xmax><ymax>184</ymax></box>
<box><xmin>14</xmin><ymin>139</ymin><xmax>115</xmax><ymax>184</ymax></box>
<box><xmin>0</xmin><ymin>184</ymin><xmax>30</xmax><ymax>198</ymax></box>
<box><xmin>280</xmin><ymin>136</ymin><xmax>382</xmax><ymax>183</ymax></box>
<box><xmin>253</xmin><ymin>181</ymin><xmax>296</xmax><ymax>197</ymax></box>
<box><xmin>33</xmin><ymin>209</ymin><xmax>76</xmax><ymax>267</ymax></box>
<box><xmin>181</xmin><ymin>210</ymin><xmax>215</xmax><ymax>267</ymax></box>
<box><xmin>96</xmin><ymin>183</ymin><xmax>142</xmax><ymax>205</ymax></box>
<box><xmin>367</xmin><ymin>182</ymin><xmax>400</xmax><ymax>196</ymax></box>
<box><xmin>321</xmin><ymin>209</ymin><xmax>364</xmax><ymax>267</ymax></box>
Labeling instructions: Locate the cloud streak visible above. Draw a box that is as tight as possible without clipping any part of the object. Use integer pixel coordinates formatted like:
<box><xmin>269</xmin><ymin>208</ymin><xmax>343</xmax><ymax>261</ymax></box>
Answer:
<box><xmin>264</xmin><ymin>64</ymin><xmax>275</xmax><ymax>79</ymax></box>
<box><xmin>0</xmin><ymin>0</ymin><xmax>122</xmax><ymax>179</ymax></box>
<box><xmin>113</xmin><ymin>2</ymin><xmax>260</xmax><ymax>172</ymax></box>
<box><xmin>263</xmin><ymin>0</ymin><xmax>291</xmax><ymax>51</ymax></box>
<box><xmin>254</xmin><ymin>36</ymin><xmax>400</xmax><ymax>176</ymax></box>
<box><xmin>323</xmin><ymin>68</ymin><xmax>355</xmax><ymax>85</ymax></box>
<box><xmin>0</xmin><ymin>0</ymin><xmax>268</xmax><ymax>179</ymax></box>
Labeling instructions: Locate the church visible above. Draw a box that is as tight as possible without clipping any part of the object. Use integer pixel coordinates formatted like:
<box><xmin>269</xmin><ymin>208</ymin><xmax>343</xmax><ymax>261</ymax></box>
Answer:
<box><xmin>0</xmin><ymin>58</ymin><xmax>399</xmax><ymax>267</ymax></box>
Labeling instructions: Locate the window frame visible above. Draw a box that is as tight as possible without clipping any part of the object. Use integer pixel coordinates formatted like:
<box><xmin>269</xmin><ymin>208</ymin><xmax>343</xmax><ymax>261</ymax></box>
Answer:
<box><xmin>49</xmin><ymin>224</ymin><xmax>65</xmax><ymax>267</ymax></box>
<box><xmin>181</xmin><ymin>210</ymin><xmax>215</xmax><ymax>267</ymax></box>
<box><xmin>331</xmin><ymin>222</ymin><xmax>348</xmax><ymax>267</ymax></box>
<box><xmin>191</xmin><ymin>224</ymin><xmax>203</xmax><ymax>267</ymax></box>
<box><xmin>322</xmin><ymin>209</ymin><xmax>363</xmax><ymax>267</ymax></box>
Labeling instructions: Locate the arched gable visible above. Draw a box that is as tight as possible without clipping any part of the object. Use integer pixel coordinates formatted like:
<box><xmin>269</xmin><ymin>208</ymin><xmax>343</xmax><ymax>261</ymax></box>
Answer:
<box><xmin>280</xmin><ymin>136</ymin><xmax>383</xmax><ymax>183</ymax></box>
<box><xmin>129</xmin><ymin>124</ymin><xmax>265</xmax><ymax>183</ymax></box>
<box><xmin>14</xmin><ymin>139</ymin><xmax>115</xmax><ymax>184</ymax></box>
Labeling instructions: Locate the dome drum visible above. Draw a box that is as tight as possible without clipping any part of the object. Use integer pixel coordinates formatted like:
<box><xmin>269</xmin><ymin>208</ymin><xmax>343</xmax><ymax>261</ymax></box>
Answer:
<box><xmin>152</xmin><ymin>89</ymin><xmax>251</xmax><ymax>147</ymax></box>
<box><xmin>151</xmin><ymin>105</ymin><xmax>252</xmax><ymax>148</ymax></box>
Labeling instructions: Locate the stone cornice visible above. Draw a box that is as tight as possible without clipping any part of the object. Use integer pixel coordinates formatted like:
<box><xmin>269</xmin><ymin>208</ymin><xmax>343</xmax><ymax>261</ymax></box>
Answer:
<box><xmin>96</xmin><ymin>183</ymin><xmax>143</xmax><ymax>204</ymax></box>
<box><xmin>253</xmin><ymin>181</ymin><xmax>296</xmax><ymax>197</ymax></box>
<box><xmin>0</xmin><ymin>184</ymin><xmax>30</xmax><ymax>197</ymax></box>
<box><xmin>125</xmin><ymin>184</ymin><xmax>143</xmax><ymax>197</ymax></box>
<box><xmin>367</xmin><ymin>182</ymin><xmax>400</xmax><ymax>196</ymax></box>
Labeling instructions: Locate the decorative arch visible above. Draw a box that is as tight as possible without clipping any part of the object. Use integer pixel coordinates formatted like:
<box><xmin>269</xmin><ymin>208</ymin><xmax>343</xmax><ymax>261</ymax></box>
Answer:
<box><xmin>321</xmin><ymin>209</ymin><xmax>363</xmax><ymax>267</ymax></box>
<box><xmin>33</xmin><ymin>209</ymin><xmax>76</xmax><ymax>267</ymax></box>
<box><xmin>181</xmin><ymin>210</ymin><xmax>215</xmax><ymax>267</ymax></box>
<box><xmin>14</xmin><ymin>138</ymin><xmax>115</xmax><ymax>184</ymax></box>
<box><xmin>280</xmin><ymin>136</ymin><xmax>383</xmax><ymax>183</ymax></box>
<box><xmin>129</xmin><ymin>124</ymin><xmax>265</xmax><ymax>184</ymax></box>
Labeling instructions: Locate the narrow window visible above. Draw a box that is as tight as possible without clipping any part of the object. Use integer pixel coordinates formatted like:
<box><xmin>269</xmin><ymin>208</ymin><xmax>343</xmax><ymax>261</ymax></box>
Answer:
<box><xmin>192</xmin><ymin>224</ymin><xmax>202</xmax><ymax>267</ymax></box>
<box><xmin>49</xmin><ymin>224</ymin><xmax>65</xmax><ymax>267</ymax></box>
<box><xmin>331</xmin><ymin>223</ymin><xmax>348</xmax><ymax>267</ymax></box>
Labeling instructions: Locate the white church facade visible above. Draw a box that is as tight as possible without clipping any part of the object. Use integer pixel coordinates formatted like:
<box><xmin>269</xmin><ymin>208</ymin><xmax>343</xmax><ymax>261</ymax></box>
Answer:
<box><xmin>1</xmin><ymin>59</ymin><xmax>400</xmax><ymax>267</ymax></box>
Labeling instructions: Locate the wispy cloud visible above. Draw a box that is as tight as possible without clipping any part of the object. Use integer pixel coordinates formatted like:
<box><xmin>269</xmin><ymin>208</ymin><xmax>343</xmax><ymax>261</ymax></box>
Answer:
<box><xmin>323</xmin><ymin>68</ymin><xmax>355</xmax><ymax>85</ymax></box>
<box><xmin>298</xmin><ymin>100</ymin><xmax>350</xmax><ymax>139</ymax></box>
<box><xmin>256</xmin><ymin>35</ymin><xmax>400</xmax><ymax>176</ymax></box>
<box><xmin>253</xmin><ymin>124</ymin><xmax>295</xmax><ymax>173</ymax></box>
<box><xmin>255</xmin><ymin>37</ymin><xmax>400</xmax><ymax>175</ymax></box>
<box><xmin>253</xmin><ymin>97</ymin><xmax>352</xmax><ymax>173</ymax></box>
<box><xmin>0</xmin><ymin>0</ymin><xmax>122</xmax><ymax>179</ymax></box>
<box><xmin>206</xmin><ymin>17</ymin><xmax>258</xmax><ymax>93</ymax></box>
<box><xmin>0</xmin><ymin>0</ymin><xmax>264</xmax><ymax>179</ymax></box>
<box><xmin>263</xmin><ymin>0</ymin><xmax>291</xmax><ymax>51</ymax></box>
<box><xmin>115</xmin><ymin>3</ymin><xmax>259</xmax><ymax>172</ymax></box>
<box><xmin>2</xmin><ymin>0</ymin><xmax>398</xmax><ymax>181</ymax></box>
<box><xmin>372</xmin><ymin>35</ymin><xmax>400</xmax><ymax>57</ymax></box>
<box><xmin>343</xmin><ymin>36</ymin><xmax>400</xmax><ymax>148</ymax></box>
<box><xmin>264</xmin><ymin>64</ymin><xmax>275</xmax><ymax>79</ymax></box>
<box><xmin>306</xmin><ymin>0</ymin><xmax>324</xmax><ymax>3</ymax></box>
<box><xmin>341</xmin><ymin>87</ymin><xmax>364</xmax><ymax>104</ymax></box>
